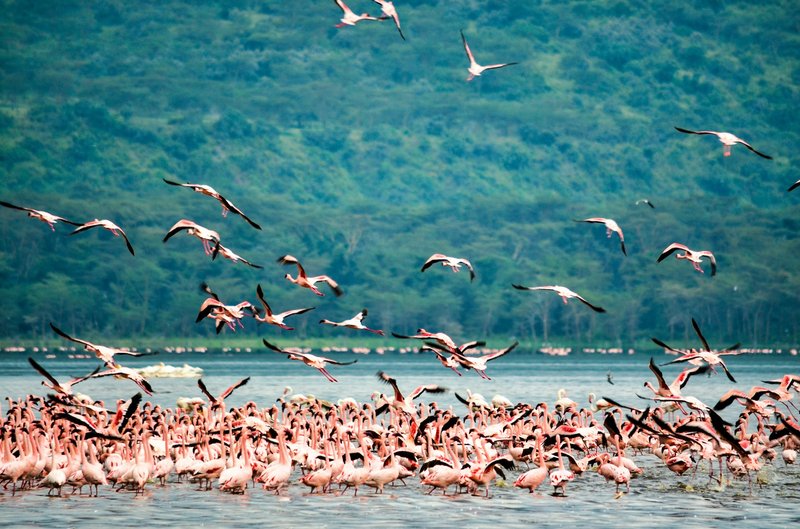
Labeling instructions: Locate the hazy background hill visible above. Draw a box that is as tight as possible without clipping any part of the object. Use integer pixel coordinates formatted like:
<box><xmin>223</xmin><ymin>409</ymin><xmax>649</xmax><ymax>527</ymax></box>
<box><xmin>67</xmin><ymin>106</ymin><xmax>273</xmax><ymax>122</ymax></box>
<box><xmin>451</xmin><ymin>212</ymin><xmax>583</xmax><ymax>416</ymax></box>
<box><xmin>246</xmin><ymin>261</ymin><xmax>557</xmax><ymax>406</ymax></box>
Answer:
<box><xmin>1</xmin><ymin>0</ymin><xmax>798</xmax><ymax>347</ymax></box>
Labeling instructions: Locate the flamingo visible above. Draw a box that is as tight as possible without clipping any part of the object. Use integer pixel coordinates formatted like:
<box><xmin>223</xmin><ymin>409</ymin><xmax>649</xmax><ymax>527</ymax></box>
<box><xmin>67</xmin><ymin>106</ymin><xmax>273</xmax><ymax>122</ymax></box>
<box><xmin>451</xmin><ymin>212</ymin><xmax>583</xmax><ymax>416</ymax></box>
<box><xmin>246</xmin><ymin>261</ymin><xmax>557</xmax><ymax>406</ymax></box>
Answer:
<box><xmin>514</xmin><ymin>434</ymin><xmax>548</xmax><ymax>493</ymax></box>
<box><xmin>420</xmin><ymin>253</ymin><xmax>475</xmax><ymax>281</ymax></box>
<box><xmin>162</xmin><ymin>178</ymin><xmax>261</xmax><ymax>229</ymax></box>
<box><xmin>258</xmin><ymin>429</ymin><xmax>293</xmax><ymax>494</ymax></box>
<box><xmin>657</xmin><ymin>242</ymin><xmax>717</xmax><ymax>276</ymax></box>
<box><xmin>674</xmin><ymin>127</ymin><xmax>772</xmax><ymax>159</ymax></box>
<box><xmin>197</xmin><ymin>377</ymin><xmax>250</xmax><ymax>409</ymax></box>
<box><xmin>372</xmin><ymin>0</ymin><xmax>404</xmax><ymax>40</ymax></box>
<box><xmin>635</xmin><ymin>198</ymin><xmax>655</xmax><ymax>209</ymax></box>
<box><xmin>70</xmin><ymin>219</ymin><xmax>135</xmax><ymax>255</ymax></box>
<box><xmin>448</xmin><ymin>340</ymin><xmax>518</xmax><ymax>380</ymax></box>
<box><xmin>460</xmin><ymin>29</ymin><xmax>518</xmax><ymax>81</ymax></box>
<box><xmin>263</xmin><ymin>339</ymin><xmax>357</xmax><ymax>382</ymax></box>
<box><xmin>49</xmin><ymin>323</ymin><xmax>157</xmax><ymax>368</ymax></box>
<box><xmin>84</xmin><ymin>366</ymin><xmax>155</xmax><ymax>395</ymax></box>
<box><xmin>548</xmin><ymin>435</ymin><xmax>575</xmax><ymax>496</ymax></box>
<box><xmin>277</xmin><ymin>254</ymin><xmax>343</xmax><ymax>297</ymax></box>
<box><xmin>0</xmin><ymin>201</ymin><xmax>80</xmax><ymax>231</ymax></box>
<box><xmin>250</xmin><ymin>284</ymin><xmax>315</xmax><ymax>330</ymax></box>
<box><xmin>375</xmin><ymin>371</ymin><xmax>446</xmax><ymax>416</ymax></box>
<box><xmin>163</xmin><ymin>219</ymin><xmax>221</xmax><ymax>255</ymax></box>
<box><xmin>391</xmin><ymin>328</ymin><xmax>459</xmax><ymax>352</ymax></box>
<box><xmin>333</xmin><ymin>0</ymin><xmax>384</xmax><ymax>28</ymax></box>
<box><xmin>575</xmin><ymin>217</ymin><xmax>627</xmax><ymax>256</ymax></box>
<box><xmin>27</xmin><ymin>357</ymin><xmax>99</xmax><ymax>397</ymax></box>
<box><xmin>788</xmin><ymin>180</ymin><xmax>800</xmax><ymax>192</ymax></box>
<box><xmin>211</xmin><ymin>243</ymin><xmax>262</xmax><ymax>268</ymax></box>
<box><xmin>319</xmin><ymin>308</ymin><xmax>385</xmax><ymax>335</ymax></box>
<box><xmin>512</xmin><ymin>284</ymin><xmax>606</xmax><ymax>313</ymax></box>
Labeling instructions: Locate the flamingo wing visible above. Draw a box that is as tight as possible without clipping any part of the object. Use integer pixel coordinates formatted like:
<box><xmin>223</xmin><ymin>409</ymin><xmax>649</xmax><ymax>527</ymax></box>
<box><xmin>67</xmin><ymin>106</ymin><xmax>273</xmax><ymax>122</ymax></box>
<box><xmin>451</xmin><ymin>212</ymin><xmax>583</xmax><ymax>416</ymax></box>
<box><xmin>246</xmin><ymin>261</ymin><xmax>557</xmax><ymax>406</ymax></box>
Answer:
<box><xmin>460</xmin><ymin>30</ymin><xmax>476</xmax><ymax>65</ymax></box>
<box><xmin>50</xmin><ymin>323</ymin><xmax>96</xmax><ymax>349</ymax></box>
<box><xmin>220</xmin><ymin>377</ymin><xmax>250</xmax><ymax>399</ymax></box>
<box><xmin>28</xmin><ymin>357</ymin><xmax>62</xmax><ymax>389</ymax></box>
<box><xmin>197</xmin><ymin>378</ymin><xmax>216</xmax><ymax>402</ymax></box>
<box><xmin>674</xmin><ymin>127</ymin><xmax>719</xmax><ymax>136</ymax></box>
<box><xmin>420</xmin><ymin>254</ymin><xmax>448</xmax><ymax>272</ymax></box>
<box><xmin>734</xmin><ymin>138</ymin><xmax>772</xmax><ymax>160</ymax></box>
<box><xmin>575</xmin><ymin>294</ymin><xmax>606</xmax><ymax>313</ymax></box>
<box><xmin>657</xmin><ymin>243</ymin><xmax>689</xmax><ymax>262</ymax></box>
<box><xmin>788</xmin><ymin>180</ymin><xmax>800</xmax><ymax>192</ymax></box>
<box><xmin>409</xmin><ymin>384</ymin><xmax>447</xmax><ymax>401</ymax></box>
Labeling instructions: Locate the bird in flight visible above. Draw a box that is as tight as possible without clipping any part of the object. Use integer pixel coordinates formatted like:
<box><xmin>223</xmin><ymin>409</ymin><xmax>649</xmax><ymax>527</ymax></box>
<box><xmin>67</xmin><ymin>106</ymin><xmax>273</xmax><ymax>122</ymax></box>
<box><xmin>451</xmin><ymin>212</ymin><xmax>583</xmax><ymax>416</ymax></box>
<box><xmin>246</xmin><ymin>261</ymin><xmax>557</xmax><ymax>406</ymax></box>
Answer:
<box><xmin>674</xmin><ymin>127</ymin><xmax>772</xmax><ymax>159</ymax></box>
<box><xmin>574</xmin><ymin>217</ymin><xmax>627</xmax><ymax>256</ymax></box>
<box><xmin>372</xmin><ymin>0</ymin><xmax>404</xmax><ymax>40</ymax></box>
<box><xmin>421</xmin><ymin>253</ymin><xmax>475</xmax><ymax>281</ymax></box>
<box><xmin>0</xmin><ymin>201</ymin><xmax>80</xmax><ymax>231</ymax></box>
<box><xmin>277</xmin><ymin>255</ymin><xmax>343</xmax><ymax>297</ymax></box>
<box><xmin>657</xmin><ymin>243</ymin><xmax>716</xmax><ymax>276</ymax></box>
<box><xmin>635</xmin><ymin>199</ymin><xmax>655</xmax><ymax>209</ymax></box>
<box><xmin>319</xmin><ymin>308</ymin><xmax>385</xmax><ymax>335</ymax></box>
<box><xmin>70</xmin><ymin>219</ymin><xmax>135</xmax><ymax>255</ymax></box>
<box><xmin>333</xmin><ymin>0</ymin><xmax>385</xmax><ymax>28</ymax></box>
<box><xmin>512</xmin><ymin>284</ymin><xmax>606</xmax><ymax>313</ymax></box>
<box><xmin>263</xmin><ymin>339</ymin><xmax>357</xmax><ymax>382</ymax></box>
<box><xmin>461</xmin><ymin>29</ymin><xmax>518</xmax><ymax>81</ymax></box>
<box><xmin>162</xmin><ymin>178</ymin><xmax>261</xmax><ymax>229</ymax></box>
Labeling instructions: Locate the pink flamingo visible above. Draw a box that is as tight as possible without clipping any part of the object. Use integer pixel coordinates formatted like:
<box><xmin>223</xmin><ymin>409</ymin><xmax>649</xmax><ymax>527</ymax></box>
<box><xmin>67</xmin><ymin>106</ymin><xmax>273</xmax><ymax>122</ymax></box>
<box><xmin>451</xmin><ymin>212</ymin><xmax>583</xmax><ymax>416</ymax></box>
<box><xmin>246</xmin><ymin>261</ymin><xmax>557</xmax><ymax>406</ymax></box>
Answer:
<box><xmin>263</xmin><ymin>339</ymin><xmax>357</xmax><ymax>382</ymax></box>
<box><xmin>512</xmin><ymin>284</ymin><xmax>606</xmax><ymax>313</ymax></box>
<box><xmin>421</xmin><ymin>253</ymin><xmax>475</xmax><ymax>281</ymax></box>
<box><xmin>162</xmin><ymin>178</ymin><xmax>261</xmax><ymax>229</ymax></box>
<box><xmin>277</xmin><ymin>254</ymin><xmax>343</xmax><ymax>297</ymax></box>
<box><xmin>319</xmin><ymin>308</ymin><xmax>385</xmax><ymax>335</ymax></box>
<box><xmin>575</xmin><ymin>217</ymin><xmax>627</xmax><ymax>255</ymax></box>
<box><xmin>251</xmin><ymin>284</ymin><xmax>315</xmax><ymax>330</ymax></box>
<box><xmin>0</xmin><ymin>201</ymin><xmax>80</xmax><ymax>231</ymax></box>
<box><xmin>70</xmin><ymin>219</ymin><xmax>135</xmax><ymax>255</ymax></box>
<box><xmin>657</xmin><ymin>242</ymin><xmax>717</xmax><ymax>276</ymax></box>
<box><xmin>461</xmin><ymin>29</ymin><xmax>518</xmax><ymax>81</ymax></box>
<box><xmin>675</xmin><ymin>127</ymin><xmax>772</xmax><ymax>159</ymax></box>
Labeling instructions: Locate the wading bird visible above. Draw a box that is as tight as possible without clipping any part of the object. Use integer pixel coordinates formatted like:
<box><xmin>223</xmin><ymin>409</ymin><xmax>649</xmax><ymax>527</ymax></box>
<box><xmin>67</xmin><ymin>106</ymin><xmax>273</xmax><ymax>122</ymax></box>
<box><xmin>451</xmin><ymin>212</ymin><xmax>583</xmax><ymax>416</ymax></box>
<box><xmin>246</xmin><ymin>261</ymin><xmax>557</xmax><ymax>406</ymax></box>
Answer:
<box><xmin>574</xmin><ymin>217</ymin><xmax>626</xmax><ymax>255</ymax></box>
<box><xmin>512</xmin><ymin>284</ymin><xmax>606</xmax><ymax>313</ymax></box>
<box><xmin>71</xmin><ymin>219</ymin><xmax>135</xmax><ymax>255</ymax></box>
<box><xmin>162</xmin><ymin>179</ymin><xmax>261</xmax><ymax>229</ymax></box>
<box><xmin>657</xmin><ymin>243</ymin><xmax>716</xmax><ymax>276</ymax></box>
<box><xmin>674</xmin><ymin>127</ymin><xmax>772</xmax><ymax>159</ymax></box>
<box><xmin>0</xmin><ymin>201</ymin><xmax>80</xmax><ymax>231</ymax></box>
<box><xmin>277</xmin><ymin>255</ymin><xmax>343</xmax><ymax>297</ymax></box>
<box><xmin>461</xmin><ymin>29</ymin><xmax>518</xmax><ymax>81</ymax></box>
<box><xmin>421</xmin><ymin>254</ymin><xmax>475</xmax><ymax>281</ymax></box>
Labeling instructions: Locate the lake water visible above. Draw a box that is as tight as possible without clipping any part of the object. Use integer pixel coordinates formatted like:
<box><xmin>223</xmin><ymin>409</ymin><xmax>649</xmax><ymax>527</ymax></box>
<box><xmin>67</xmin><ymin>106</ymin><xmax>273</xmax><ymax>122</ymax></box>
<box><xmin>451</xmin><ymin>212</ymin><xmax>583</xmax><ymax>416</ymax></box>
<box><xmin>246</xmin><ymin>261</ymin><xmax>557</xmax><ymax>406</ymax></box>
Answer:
<box><xmin>1</xmin><ymin>348</ymin><xmax>799</xmax><ymax>528</ymax></box>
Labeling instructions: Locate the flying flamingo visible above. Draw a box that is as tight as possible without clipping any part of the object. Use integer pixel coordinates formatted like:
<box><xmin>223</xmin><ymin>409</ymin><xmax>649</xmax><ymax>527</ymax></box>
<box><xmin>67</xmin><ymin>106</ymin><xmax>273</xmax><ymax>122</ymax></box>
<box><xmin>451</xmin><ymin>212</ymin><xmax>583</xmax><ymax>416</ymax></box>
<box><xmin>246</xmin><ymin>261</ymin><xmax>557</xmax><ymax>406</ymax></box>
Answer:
<box><xmin>0</xmin><ymin>201</ymin><xmax>80</xmax><ymax>231</ymax></box>
<box><xmin>162</xmin><ymin>178</ymin><xmax>261</xmax><ymax>229</ymax></box>
<box><xmin>262</xmin><ymin>339</ymin><xmax>357</xmax><ymax>382</ymax></box>
<box><xmin>211</xmin><ymin>243</ymin><xmax>262</xmax><ymax>268</ymax></box>
<box><xmin>460</xmin><ymin>29</ymin><xmax>518</xmax><ymax>81</ymax></box>
<box><xmin>84</xmin><ymin>366</ymin><xmax>155</xmax><ymax>395</ymax></box>
<box><xmin>392</xmin><ymin>328</ymin><xmax>460</xmax><ymax>352</ymax></box>
<box><xmin>250</xmin><ymin>284</ymin><xmax>315</xmax><ymax>331</ymax></box>
<box><xmin>789</xmin><ymin>180</ymin><xmax>800</xmax><ymax>192</ymax></box>
<box><xmin>512</xmin><ymin>284</ymin><xmax>606</xmax><ymax>313</ymax></box>
<box><xmin>319</xmin><ymin>308</ymin><xmax>385</xmax><ymax>335</ymax></box>
<box><xmin>49</xmin><ymin>323</ymin><xmax>157</xmax><ymax>368</ymax></box>
<box><xmin>277</xmin><ymin>254</ymin><xmax>343</xmax><ymax>296</ymax></box>
<box><xmin>27</xmin><ymin>357</ymin><xmax>99</xmax><ymax>398</ymax></box>
<box><xmin>197</xmin><ymin>377</ymin><xmax>250</xmax><ymax>409</ymax></box>
<box><xmin>421</xmin><ymin>253</ymin><xmax>475</xmax><ymax>281</ymax></box>
<box><xmin>372</xmin><ymin>0</ymin><xmax>404</xmax><ymax>40</ymax></box>
<box><xmin>674</xmin><ymin>127</ymin><xmax>772</xmax><ymax>159</ymax></box>
<box><xmin>333</xmin><ymin>0</ymin><xmax>384</xmax><ymax>28</ymax></box>
<box><xmin>375</xmin><ymin>371</ymin><xmax>447</xmax><ymax>416</ymax></box>
<box><xmin>163</xmin><ymin>219</ymin><xmax>221</xmax><ymax>255</ymax></box>
<box><xmin>70</xmin><ymin>219</ymin><xmax>135</xmax><ymax>255</ymax></box>
<box><xmin>448</xmin><ymin>340</ymin><xmax>519</xmax><ymax>380</ymax></box>
<box><xmin>574</xmin><ymin>217</ymin><xmax>627</xmax><ymax>256</ymax></box>
<box><xmin>635</xmin><ymin>198</ymin><xmax>655</xmax><ymax>209</ymax></box>
<box><xmin>657</xmin><ymin>243</ymin><xmax>717</xmax><ymax>276</ymax></box>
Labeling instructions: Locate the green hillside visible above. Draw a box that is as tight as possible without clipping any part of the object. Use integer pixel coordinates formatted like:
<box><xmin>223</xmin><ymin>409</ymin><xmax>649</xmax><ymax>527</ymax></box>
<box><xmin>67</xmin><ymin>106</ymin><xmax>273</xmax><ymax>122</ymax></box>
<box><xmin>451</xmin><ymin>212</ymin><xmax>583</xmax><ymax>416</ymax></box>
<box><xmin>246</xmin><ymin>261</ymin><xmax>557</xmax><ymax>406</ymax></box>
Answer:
<box><xmin>1</xmin><ymin>0</ymin><xmax>798</xmax><ymax>347</ymax></box>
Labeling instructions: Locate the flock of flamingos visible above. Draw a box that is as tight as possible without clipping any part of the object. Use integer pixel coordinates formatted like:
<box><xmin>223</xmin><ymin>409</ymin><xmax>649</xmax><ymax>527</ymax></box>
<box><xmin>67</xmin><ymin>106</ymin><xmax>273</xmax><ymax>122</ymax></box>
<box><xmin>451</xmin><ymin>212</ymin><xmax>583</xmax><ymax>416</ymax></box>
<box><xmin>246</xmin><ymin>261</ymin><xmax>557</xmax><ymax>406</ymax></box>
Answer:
<box><xmin>2</xmin><ymin>0</ymin><xmax>799</xmax><ymax>505</ymax></box>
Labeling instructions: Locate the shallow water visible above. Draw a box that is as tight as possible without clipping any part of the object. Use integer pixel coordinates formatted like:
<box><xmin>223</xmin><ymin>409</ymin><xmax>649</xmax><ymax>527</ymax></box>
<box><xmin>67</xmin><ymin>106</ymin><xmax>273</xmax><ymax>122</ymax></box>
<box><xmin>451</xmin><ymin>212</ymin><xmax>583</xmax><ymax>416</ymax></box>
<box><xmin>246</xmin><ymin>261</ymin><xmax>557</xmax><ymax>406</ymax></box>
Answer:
<box><xmin>1</xmin><ymin>349</ymin><xmax>798</xmax><ymax>528</ymax></box>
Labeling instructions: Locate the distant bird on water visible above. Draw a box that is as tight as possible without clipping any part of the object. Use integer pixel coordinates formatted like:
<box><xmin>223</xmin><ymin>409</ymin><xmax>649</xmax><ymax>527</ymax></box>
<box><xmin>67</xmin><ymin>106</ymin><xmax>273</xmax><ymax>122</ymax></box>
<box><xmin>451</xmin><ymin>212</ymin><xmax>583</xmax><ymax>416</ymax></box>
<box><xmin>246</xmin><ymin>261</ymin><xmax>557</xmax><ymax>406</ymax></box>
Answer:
<box><xmin>277</xmin><ymin>254</ymin><xmax>343</xmax><ymax>297</ymax></box>
<box><xmin>460</xmin><ymin>29</ymin><xmax>518</xmax><ymax>81</ymax></box>
<box><xmin>70</xmin><ymin>219</ymin><xmax>135</xmax><ymax>255</ymax></box>
<box><xmin>0</xmin><ymin>201</ymin><xmax>80</xmax><ymax>231</ymax></box>
<box><xmin>162</xmin><ymin>179</ymin><xmax>261</xmax><ymax>229</ymax></box>
<box><xmin>512</xmin><ymin>284</ymin><xmax>606</xmax><ymax>313</ymax></box>
<box><xmin>657</xmin><ymin>243</ymin><xmax>716</xmax><ymax>276</ymax></box>
<box><xmin>372</xmin><ymin>0</ymin><xmax>404</xmax><ymax>40</ymax></box>
<box><xmin>574</xmin><ymin>217</ymin><xmax>626</xmax><ymax>256</ymax></box>
<box><xmin>421</xmin><ymin>253</ymin><xmax>475</xmax><ymax>281</ymax></box>
<box><xmin>674</xmin><ymin>127</ymin><xmax>772</xmax><ymax>159</ymax></box>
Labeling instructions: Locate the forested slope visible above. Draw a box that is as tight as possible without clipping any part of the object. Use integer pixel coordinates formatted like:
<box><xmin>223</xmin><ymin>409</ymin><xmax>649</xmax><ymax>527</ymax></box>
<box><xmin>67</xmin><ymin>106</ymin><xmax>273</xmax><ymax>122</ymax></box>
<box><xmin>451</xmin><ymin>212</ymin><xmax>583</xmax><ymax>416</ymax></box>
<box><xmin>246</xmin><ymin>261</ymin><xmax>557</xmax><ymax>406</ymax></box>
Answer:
<box><xmin>1</xmin><ymin>0</ymin><xmax>798</xmax><ymax>346</ymax></box>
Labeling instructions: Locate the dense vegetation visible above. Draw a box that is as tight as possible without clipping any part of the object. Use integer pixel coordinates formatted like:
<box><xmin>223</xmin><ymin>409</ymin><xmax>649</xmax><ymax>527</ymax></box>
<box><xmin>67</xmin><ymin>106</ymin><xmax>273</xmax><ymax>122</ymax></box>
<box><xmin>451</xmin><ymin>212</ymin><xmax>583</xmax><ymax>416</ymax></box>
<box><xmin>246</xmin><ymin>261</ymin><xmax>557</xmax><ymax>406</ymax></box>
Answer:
<box><xmin>1</xmin><ymin>0</ymin><xmax>798</xmax><ymax>348</ymax></box>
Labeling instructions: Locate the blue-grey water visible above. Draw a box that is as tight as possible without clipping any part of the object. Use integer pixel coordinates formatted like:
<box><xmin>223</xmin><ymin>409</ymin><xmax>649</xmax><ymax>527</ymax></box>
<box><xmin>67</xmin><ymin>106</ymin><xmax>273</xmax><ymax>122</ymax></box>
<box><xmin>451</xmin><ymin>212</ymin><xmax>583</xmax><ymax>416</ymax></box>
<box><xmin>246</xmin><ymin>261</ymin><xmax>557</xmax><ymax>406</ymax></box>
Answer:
<box><xmin>1</xmin><ymin>348</ymin><xmax>799</xmax><ymax>528</ymax></box>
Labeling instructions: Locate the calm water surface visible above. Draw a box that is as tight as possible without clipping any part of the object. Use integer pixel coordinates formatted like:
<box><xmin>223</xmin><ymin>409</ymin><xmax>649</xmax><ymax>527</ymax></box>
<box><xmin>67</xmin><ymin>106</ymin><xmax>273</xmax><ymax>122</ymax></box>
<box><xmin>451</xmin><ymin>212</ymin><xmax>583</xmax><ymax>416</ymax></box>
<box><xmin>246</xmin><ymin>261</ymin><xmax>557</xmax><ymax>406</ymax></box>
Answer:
<box><xmin>1</xmin><ymin>349</ymin><xmax>798</xmax><ymax>528</ymax></box>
